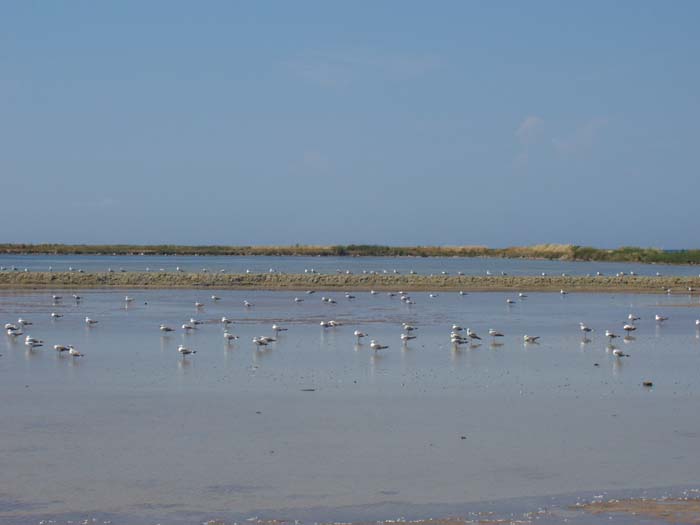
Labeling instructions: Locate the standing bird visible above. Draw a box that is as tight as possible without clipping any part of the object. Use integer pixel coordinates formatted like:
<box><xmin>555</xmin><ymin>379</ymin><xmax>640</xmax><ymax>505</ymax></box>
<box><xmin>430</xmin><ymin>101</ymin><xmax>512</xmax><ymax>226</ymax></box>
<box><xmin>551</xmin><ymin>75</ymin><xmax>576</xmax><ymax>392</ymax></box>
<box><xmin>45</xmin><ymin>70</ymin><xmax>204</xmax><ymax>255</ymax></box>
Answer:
<box><xmin>628</xmin><ymin>314</ymin><xmax>640</xmax><ymax>322</ymax></box>
<box><xmin>354</xmin><ymin>330</ymin><xmax>368</xmax><ymax>342</ymax></box>
<box><xmin>272</xmin><ymin>324</ymin><xmax>288</xmax><ymax>334</ymax></box>
<box><xmin>160</xmin><ymin>324</ymin><xmax>174</xmax><ymax>332</ymax></box>
<box><xmin>623</xmin><ymin>323</ymin><xmax>637</xmax><ymax>333</ymax></box>
<box><xmin>400</xmin><ymin>333</ymin><xmax>416</xmax><ymax>342</ymax></box>
<box><xmin>85</xmin><ymin>317</ymin><xmax>98</xmax><ymax>325</ymax></box>
<box><xmin>370</xmin><ymin>340</ymin><xmax>389</xmax><ymax>351</ymax></box>
<box><xmin>51</xmin><ymin>312</ymin><xmax>63</xmax><ymax>319</ymax></box>
<box><xmin>655</xmin><ymin>314</ymin><xmax>669</xmax><ymax>323</ymax></box>
<box><xmin>488</xmin><ymin>329</ymin><xmax>504</xmax><ymax>341</ymax></box>
<box><xmin>68</xmin><ymin>346</ymin><xmax>84</xmax><ymax>357</ymax></box>
<box><xmin>54</xmin><ymin>344</ymin><xmax>70</xmax><ymax>353</ymax></box>
<box><xmin>466</xmin><ymin>328</ymin><xmax>481</xmax><ymax>341</ymax></box>
<box><xmin>523</xmin><ymin>335</ymin><xmax>540</xmax><ymax>343</ymax></box>
<box><xmin>223</xmin><ymin>331</ymin><xmax>238</xmax><ymax>341</ymax></box>
<box><xmin>579</xmin><ymin>322</ymin><xmax>593</xmax><ymax>337</ymax></box>
<box><xmin>605</xmin><ymin>330</ymin><xmax>619</xmax><ymax>341</ymax></box>
<box><xmin>178</xmin><ymin>345</ymin><xmax>196</xmax><ymax>356</ymax></box>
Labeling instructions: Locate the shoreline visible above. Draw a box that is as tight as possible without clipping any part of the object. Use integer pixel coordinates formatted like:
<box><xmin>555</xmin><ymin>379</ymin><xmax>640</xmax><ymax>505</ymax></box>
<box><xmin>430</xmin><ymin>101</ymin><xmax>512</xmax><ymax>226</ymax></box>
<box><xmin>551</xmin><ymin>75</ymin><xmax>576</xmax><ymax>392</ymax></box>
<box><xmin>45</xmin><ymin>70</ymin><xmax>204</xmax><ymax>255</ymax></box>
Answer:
<box><xmin>1</xmin><ymin>271</ymin><xmax>700</xmax><ymax>292</ymax></box>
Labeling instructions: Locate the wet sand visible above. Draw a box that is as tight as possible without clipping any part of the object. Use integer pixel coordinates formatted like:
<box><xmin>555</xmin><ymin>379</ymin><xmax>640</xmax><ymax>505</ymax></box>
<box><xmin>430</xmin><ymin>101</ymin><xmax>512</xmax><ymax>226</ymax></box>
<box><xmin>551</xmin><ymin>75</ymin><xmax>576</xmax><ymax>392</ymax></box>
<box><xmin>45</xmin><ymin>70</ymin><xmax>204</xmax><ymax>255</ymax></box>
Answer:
<box><xmin>2</xmin><ymin>271</ymin><xmax>700</xmax><ymax>292</ymax></box>
<box><xmin>576</xmin><ymin>496</ymin><xmax>700</xmax><ymax>523</ymax></box>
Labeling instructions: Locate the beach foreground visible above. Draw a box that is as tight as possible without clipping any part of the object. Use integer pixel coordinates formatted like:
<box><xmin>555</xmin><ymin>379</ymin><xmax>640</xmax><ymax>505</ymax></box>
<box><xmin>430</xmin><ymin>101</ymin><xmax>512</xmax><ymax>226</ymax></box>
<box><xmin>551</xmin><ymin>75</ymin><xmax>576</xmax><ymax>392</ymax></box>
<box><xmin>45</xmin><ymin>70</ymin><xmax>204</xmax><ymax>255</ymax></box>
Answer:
<box><xmin>2</xmin><ymin>271</ymin><xmax>700</xmax><ymax>292</ymax></box>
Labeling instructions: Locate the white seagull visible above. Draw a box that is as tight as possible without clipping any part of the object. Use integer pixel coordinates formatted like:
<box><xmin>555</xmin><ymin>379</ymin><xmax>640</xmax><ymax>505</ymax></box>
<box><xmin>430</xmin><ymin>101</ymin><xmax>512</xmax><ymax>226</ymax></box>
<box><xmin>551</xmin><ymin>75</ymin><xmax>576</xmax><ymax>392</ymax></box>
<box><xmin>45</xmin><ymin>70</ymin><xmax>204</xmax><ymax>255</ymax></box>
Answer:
<box><xmin>400</xmin><ymin>333</ymin><xmax>416</xmax><ymax>342</ymax></box>
<box><xmin>51</xmin><ymin>312</ymin><xmax>63</xmax><ymax>318</ymax></box>
<box><xmin>178</xmin><ymin>344</ymin><xmax>196</xmax><ymax>355</ymax></box>
<box><xmin>655</xmin><ymin>314</ymin><xmax>669</xmax><ymax>323</ymax></box>
<box><xmin>605</xmin><ymin>330</ymin><xmax>619</xmax><ymax>341</ymax></box>
<box><xmin>85</xmin><ymin>317</ymin><xmax>98</xmax><ymax>325</ymax></box>
<box><xmin>272</xmin><ymin>324</ymin><xmax>288</xmax><ymax>333</ymax></box>
<box><xmin>354</xmin><ymin>330</ymin><xmax>368</xmax><ymax>342</ymax></box>
<box><xmin>54</xmin><ymin>344</ymin><xmax>70</xmax><ymax>352</ymax></box>
<box><xmin>523</xmin><ymin>335</ymin><xmax>540</xmax><ymax>343</ymax></box>
<box><xmin>68</xmin><ymin>346</ymin><xmax>84</xmax><ymax>357</ymax></box>
<box><xmin>370</xmin><ymin>340</ymin><xmax>388</xmax><ymax>351</ymax></box>
<box><xmin>160</xmin><ymin>324</ymin><xmax>174</xmax><ymax>332</ymax></box>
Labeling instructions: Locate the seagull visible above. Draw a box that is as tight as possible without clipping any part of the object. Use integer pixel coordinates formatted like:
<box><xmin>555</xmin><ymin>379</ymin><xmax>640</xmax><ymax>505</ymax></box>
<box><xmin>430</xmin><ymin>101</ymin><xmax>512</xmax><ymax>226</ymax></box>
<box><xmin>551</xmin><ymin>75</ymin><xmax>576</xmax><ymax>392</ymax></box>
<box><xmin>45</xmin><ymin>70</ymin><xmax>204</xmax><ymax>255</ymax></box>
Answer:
<box><xmin>272</xmin><ymin>324</ymin><xmax>287</xmax><ymax>333</ymax></box>
<box><xmin>6</xmin><ymin>328</ymin><xmax>22</xmax><ymax>336</ymax></box>
<box><xmin>320</xmin><ymin>321</ymin><xmax>332</xmax><ymax>328</ymax></box>
<box><xmin>258</xmin><ymin>336</ymin><xmax>276</xmax><ymax>343</ymax></box>
<box><xmin>52</xmin><ymin>295</ymin><xmax>62</xmax><ymax>302</ymax></box>
<box><xmin>160</xmin><ymin>324</ymin><xmax>174</xmax><ymax>332</ymax></box>
<box><xmin>329</xmin><ymin>320</ymin><xmax>343</xmax><ymax>327</ymax></box>
<box><xmin>560</xmin><ymin>290</ymin><xmax>568</xmax><ymax>295</ymax></box>
<box><xmin>451</xmin><ymin>325</ymin><xmax>463</xmax><ymax>332</ymax></box>
<box><xmin>195</xmin><ymin>302</ymin><xmax>204</xmax><ymax>308</ymax></box>
<box><xmin>696</xmin><ymin>319</ymin><xmax>700</xmax><ymax>327</ymax></box>
<box><xmin>252</xmin><ymin>337</ymin><xmax>269</xmax><ymax>347</ymax></box>
<box><xmin>25</xmin><ymin>337</ymin><xmax>43</xmax><ymax>349</ymax></box>
<box><xmin>623</xmin><ymin>323</ymin><xmax>637</xmax><ymax>333</ymax></box>
<box><xmin>178</xmin><ymin>344</ymin><xmax>196</xmax><ymax>355</ymax></box>
<box><xmin>124</xmin><ymin>296</ymin><xmax>134</xmax><ymax>302</ymax></box>
<box><xmin>605</xmin><ymin>330</ymin><xmax>619</xmax><ymax>341</ymax></box>
<box><xmin>17</xmin><ymin>318</ymin><xmax>32</xmax><ymax>326</ymax></box>
<box><xmin>402</xmin><ymin>323</ymin><xmax>418</xmax><ymax>332</ymax></box>
<box><xmin>523</xmin><ymin>335</ymin><xmax>540</xmax><ymax>343</ymax></box>
<box><xmin>466</xmin><ymin>328</ymin><xmax>481</xmax><ymax>341</ymax></box>
<box><xmin>51</xmin><ymin>312</ymin><xmax>63</xmax><ymax>318</ymax></box>
<box><xmin>4</xmin><ymin>323</ymin><xmax>18</xmax><ymax>331</ymax></box>
<box><xmin>54</xmin><ymin>344</ymin><xmax>70</xmax><ymax>352</ymax></box>
<box><xmin>400</xmin><ymin>333</ymin><xmax>416</xmax><ymax>342</ymax></box>
<box><xmin>579</xmin><ymin>322</ymin><xmax>593</xmax><ymax>336</ymax></box>
<box><xmin>68</xmin><ymin>346</ymin><xmax>84</xmax><ymax>357</ymax></box>
<box><xmin>223</xmin><ymin>331</ymin><xmax>238</xmax><ymax>341</ymax></box>
<box><xmin>211</xmin><ymin>295</ymin><xmax>221</xmax><ymax>301</ymax></box>
<box><xmin>655</xmin><ymin>314</ymin><xmax>669</xmax><ymax>323</ymax></box>
<box><xmin>612</xmin><ymin>348</ymin><xmax>629</xmax><ymax>358</ymax></box>
<box><xmin>354</xmin><ymin>330</ymin><xmax>368</xmax><ymax>342</ymax></box>
<box><xmin>370</xmin><ymin>290</ymin><xmax>378</xmax><ymax>295</ymax></box>
<box><xmin>221</xmin><ymin>317</ymin><xmax>232</xmax><ymax>325</ymax></box>
<box><xmin>369</xmin><ymin>340</ymin><xmax>388</xmax><ymax>351</ymax></box>
<box><xmin>518</xmin><ymin>293</ymin><xmax>528</xmax><ymax>298</ymax></box>
<box><xmin>244</xmin><ymin>300</ymin><xmax>253</xmax><ymax>308</ymax></box>
<box><xmin>85</xmin><ymin>317</ymin><xmax>98</xmax><ymax>325</ymax></box>
<box><xmin>489</xmin><ymin>329</ymin><xmax>504</xmax><ymax>341</ymax></box>
<box><xmin>294</xmin><ymin>297</ymin><xmax>304</xmax><ymax>303</ymax></box>
<box><xmin>459</xmin><ymin>291</ymin><xmax>467</xmax><ymax>296</ymax></box>
<box><xmin>72</xmin><ymin>294</ymin><xmax>82</xmax><ymax>301</ymax></box>
<box><xmin>189</xmin><ymin>318</ymin><xmax>203</xmax><ymax>325</ymax></box>
<box><xmin>628</xmin><ymin>314</ymin><xmax>641</xmax><ymax>322</ymax></box>
<box><xmin>506</xmin><ymin>299</ymin><xmax>516</xmax><ymax>304</ymax></box>
<box><xmin>345</xmin><ymin>293</ymin><xmax>356</xmax><ymax>300</ymax></box>
<box><xmin>182</xmin><ymin>323</ymin><xmax>195</xmax><ymax>331</ymax></box>
<box><xmin>429</xmin><ymin>293</ymin><xmax>438</xmax><ymax>298</ymax></box>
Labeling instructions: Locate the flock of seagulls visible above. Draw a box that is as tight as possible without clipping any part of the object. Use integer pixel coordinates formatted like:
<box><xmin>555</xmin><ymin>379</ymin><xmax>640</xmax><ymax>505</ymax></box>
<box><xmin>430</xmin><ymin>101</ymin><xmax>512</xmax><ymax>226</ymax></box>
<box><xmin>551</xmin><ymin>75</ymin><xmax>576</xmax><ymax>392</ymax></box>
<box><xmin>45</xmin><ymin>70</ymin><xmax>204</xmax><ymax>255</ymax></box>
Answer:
<box><xmin>3</xmin><ymin>286</ymin><xmax>700</xmax><ymax>365</ymax></box>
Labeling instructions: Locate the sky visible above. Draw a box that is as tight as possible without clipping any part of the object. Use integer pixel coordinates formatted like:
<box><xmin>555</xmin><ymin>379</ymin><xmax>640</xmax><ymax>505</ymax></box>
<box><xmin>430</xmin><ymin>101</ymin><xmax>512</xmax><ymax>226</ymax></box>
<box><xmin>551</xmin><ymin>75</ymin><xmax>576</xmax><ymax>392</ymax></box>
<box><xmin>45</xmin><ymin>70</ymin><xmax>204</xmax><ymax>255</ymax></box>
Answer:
<box><xmin>1</xmin><ymin>1</ymin><xmax>699</xmax><ymax>248</ymax></box>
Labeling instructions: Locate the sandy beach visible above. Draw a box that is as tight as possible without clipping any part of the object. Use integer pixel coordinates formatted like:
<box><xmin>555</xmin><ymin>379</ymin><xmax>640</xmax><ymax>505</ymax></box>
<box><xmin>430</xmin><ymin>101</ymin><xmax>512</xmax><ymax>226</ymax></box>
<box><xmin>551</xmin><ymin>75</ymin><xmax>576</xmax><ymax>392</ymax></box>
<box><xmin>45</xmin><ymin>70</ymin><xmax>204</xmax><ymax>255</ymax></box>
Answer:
<box><xmin>2</xmin><ymin>270</ymin><xmax>700</xmax><ymax>293</ymax></box>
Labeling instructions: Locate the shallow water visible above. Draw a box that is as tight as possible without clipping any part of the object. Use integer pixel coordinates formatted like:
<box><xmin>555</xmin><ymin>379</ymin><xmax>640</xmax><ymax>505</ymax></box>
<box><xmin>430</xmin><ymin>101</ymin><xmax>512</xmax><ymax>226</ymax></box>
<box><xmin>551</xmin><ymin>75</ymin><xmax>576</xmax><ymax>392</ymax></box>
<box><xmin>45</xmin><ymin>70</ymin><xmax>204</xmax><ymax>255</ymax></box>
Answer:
<box><xmin>1</xmin><ymin>253</ymin><xmax>699</xmax><ymax>276</ymax></box>
<box><xmin>1</xmin><ymin>289</ymin><xmax>700</xmax><ymax>524</ymax></box>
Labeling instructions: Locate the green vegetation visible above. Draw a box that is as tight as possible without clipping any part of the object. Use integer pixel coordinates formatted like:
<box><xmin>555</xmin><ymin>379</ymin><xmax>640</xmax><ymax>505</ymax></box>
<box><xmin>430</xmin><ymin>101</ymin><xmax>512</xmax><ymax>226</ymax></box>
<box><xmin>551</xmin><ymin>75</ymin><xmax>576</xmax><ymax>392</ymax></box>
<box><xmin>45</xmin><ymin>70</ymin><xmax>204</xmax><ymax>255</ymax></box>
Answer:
<box><xmin>1</xmin><ymin>243</ymin><xmax>700</xmax><ymax>265</ymax></box>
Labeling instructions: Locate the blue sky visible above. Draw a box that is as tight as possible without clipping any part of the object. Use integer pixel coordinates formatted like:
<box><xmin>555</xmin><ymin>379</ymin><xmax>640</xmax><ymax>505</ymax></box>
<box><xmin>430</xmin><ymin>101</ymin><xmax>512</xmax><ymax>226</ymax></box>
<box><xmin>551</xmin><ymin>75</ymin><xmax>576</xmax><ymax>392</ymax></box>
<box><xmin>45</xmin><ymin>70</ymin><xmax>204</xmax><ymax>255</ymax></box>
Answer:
<box><xmin>1</xmin><ymin>1</ymin><xmax>698</xmax><ymax>247</ymax></box>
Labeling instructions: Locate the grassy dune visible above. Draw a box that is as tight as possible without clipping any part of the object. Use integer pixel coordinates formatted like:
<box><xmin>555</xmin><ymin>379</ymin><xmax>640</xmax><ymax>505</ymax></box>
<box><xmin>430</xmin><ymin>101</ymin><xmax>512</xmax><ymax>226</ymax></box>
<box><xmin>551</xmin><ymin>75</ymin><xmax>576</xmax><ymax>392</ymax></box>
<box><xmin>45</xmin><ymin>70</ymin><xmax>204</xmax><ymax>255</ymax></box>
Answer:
<box><xmin>2</xmin><ymin>243</ymin><xmax>700</xmax><ymax>264</ymax></box>
<box><xmin>1</xmin><ymin>271</ymin><xmax>699</xmax><ymax>293</ymax></box>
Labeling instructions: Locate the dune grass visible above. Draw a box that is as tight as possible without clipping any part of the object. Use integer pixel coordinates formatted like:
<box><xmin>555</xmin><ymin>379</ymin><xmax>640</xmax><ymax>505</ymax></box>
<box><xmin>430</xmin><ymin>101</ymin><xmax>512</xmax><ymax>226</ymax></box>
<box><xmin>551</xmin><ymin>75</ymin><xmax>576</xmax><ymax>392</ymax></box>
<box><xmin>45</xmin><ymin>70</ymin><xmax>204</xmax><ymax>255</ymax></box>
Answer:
<box><xmin>2</xmin><ymin>243</ymin><xmax>700</xmax><ymax>265</ymax></box>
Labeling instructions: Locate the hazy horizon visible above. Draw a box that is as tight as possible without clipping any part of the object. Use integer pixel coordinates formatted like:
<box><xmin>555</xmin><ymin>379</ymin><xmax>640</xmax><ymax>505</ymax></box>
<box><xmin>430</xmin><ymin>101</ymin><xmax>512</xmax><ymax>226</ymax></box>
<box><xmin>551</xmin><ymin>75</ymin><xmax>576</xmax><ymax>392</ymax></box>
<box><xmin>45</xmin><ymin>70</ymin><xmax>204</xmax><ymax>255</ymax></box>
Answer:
<box><xmin>2</xmin><ymin>2</ymin><xmax>698</xmax><ymax>248</ymax></box>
